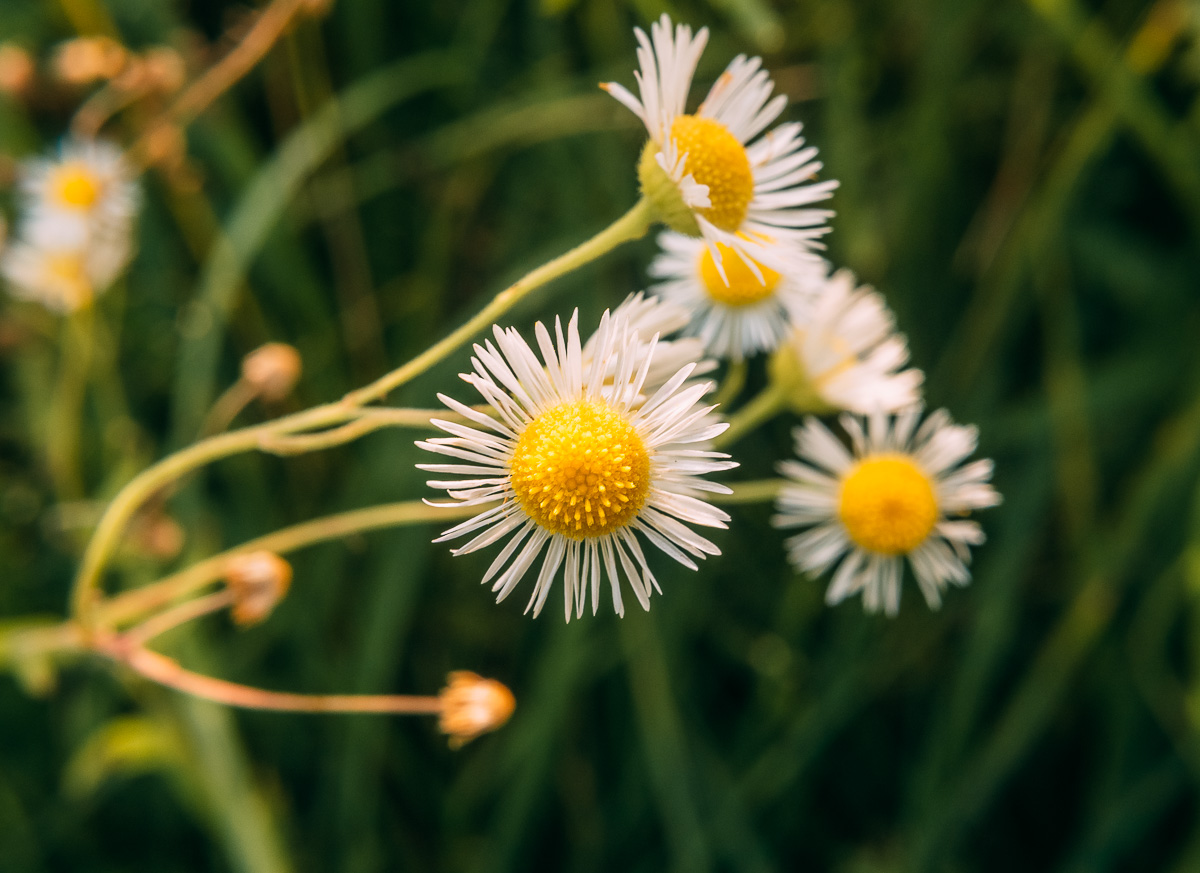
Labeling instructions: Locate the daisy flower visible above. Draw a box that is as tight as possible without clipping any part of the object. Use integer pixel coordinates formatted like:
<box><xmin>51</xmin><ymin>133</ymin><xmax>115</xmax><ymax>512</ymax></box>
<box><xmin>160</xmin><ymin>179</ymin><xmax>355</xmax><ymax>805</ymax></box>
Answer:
<box><xmin>648</xmin><ymin>230</ymin><xmax>824</xmax><ymax>360</ymax></box>
<box><xmin>601</xmin><ymin>14</ymin><xmax>837</xmax><ymax>270</ymax></box>
<box><xmin>418</xmin><ymin>309</ymin><xmax>737</xmax><ymax>621</ymax></box>
<box><xmin>20</xmin><ymin>137</ymin><xmax>139</xmax><ymax>238</ymax></box>
<box><xmin>1</xmin><ymin>215</ymin><xmax>131</xmax><ymax>313</ymax></box>
<box><xmin>773</xmin><ymin>409</ymin><xmax>1001</xmax><ymax>616</ymax></box>
<box><xmin>768</xmin><ymin>268</ymin><xmax>924</xmax><ymax>413</ymax></box>
<box><xmin>583</xmin><ymin>291</ymin><xmax>717</xmax><ymax>392</ymax></box>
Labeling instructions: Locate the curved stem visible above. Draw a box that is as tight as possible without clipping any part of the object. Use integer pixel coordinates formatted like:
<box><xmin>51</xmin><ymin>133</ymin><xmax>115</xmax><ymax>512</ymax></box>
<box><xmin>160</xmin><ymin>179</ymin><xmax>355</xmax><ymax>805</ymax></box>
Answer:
<box><xmin>713</xmin><ymin>382</ymin><xmax>789</xmax><ymax>449</ymax></box>
<box><xmin>101</xmin><ymin>499</ymin><xmax>483</xmax><ymax>629</ymax></box>
<box><xmin>124</xmin><ymin>590</ymin><xmax>235</xmax><ymax>647</ymax></box>
<box><xmin>711</xmin><ymin>360</ymin><xmax>747</xmax><ymax>410</ymax></box>
<box><xmin>343</xmin><ymin>197</ymin><xmax>655</xmax><ymax>407</ymax></box>
<box><xmin>107</xmin><ymin>642</ymin><xmax>443</xmax><ymax>715</ymax></box>
<box><xmin>200</xmin><ymin>379</ymin><xmax>258</xmax><ymax>437</ymax></box>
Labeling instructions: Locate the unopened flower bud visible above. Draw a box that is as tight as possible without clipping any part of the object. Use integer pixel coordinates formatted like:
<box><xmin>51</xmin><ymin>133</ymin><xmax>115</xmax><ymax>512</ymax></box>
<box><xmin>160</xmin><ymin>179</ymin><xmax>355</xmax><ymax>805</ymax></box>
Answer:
<box><xmin>0</xmin><ymin>44</ymin><xmax>34</xmax><ymax>97</ymax></box>
<box><xmin>241</xmin><ymin>342</ymin><xmax>302</xmax><ymax>402</ymax></box>
<box><xmin>129</xmin><ymin>511</ymin><xmax>185</xmax><ymax>561</ymax></box>
<box><xmin>438</xmin><ymin>671</ymin><xmax>515</xmax><ymax>748</ymax></box>
<box><xmin>224</xmin><ymin>551</ymin><xmax>292</xmax><ymax>627</ymax></box>
<box><xmin>142</xmin><ymin>122</ymin><xmax>186</xmax><ymax>170</ymax></box>
<box><xmin>140</xmin><ymin>47</ymin><xmax>186</xmax><ymax>94</ymax></box>
<box><xmin>53</xmin><ymin>36</ymin><xmax>128</xmax><ymax>85</ymax></box>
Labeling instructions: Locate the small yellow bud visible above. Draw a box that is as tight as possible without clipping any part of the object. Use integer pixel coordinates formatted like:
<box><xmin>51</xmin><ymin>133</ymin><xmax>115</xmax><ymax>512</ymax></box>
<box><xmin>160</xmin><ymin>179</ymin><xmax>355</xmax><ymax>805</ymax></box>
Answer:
<box><xmin>139</xmin><ymin>47</ymin><xmax>186</xmax><ymax>94</ymax></box>
<box><xmin>438</xmin><ymin>671</ymin><xmax>515</xmax><ymax>748</ymax></box>
<box><xmin>241</xmin><ymin>342</ymin><xmax>302</xmax><ymax>402</ymax></box>
<box><xmin>0</xmin><ymin>44</ymin><xmax>34</xmax><ymax>97</ymax></box>
<box><xmin>53</xmin><ymin>37</ymin><xmax>128</xmax><ymax>85</ymax></box>
<box><xmin>224</xmin><ymin>551</ymin><xmax>293</xmax><ymax>627</ymax></box>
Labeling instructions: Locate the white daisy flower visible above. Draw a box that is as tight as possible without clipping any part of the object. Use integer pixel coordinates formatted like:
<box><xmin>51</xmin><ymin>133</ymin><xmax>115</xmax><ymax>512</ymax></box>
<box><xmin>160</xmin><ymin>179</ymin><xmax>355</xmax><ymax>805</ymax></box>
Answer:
<box><xmin>601</xmin><ymin>14</ymin><xmax>837</xmax><ymax>270</ymax></box>
<box><xmin>583</xmin><ymin>291</ymin><xmax>717</xmax><ymax>392</ymax></box>
<box><xmin>1</xmin><ymin>214</ymin><xmax>131</xmax><ymax>313</ymax></box>
<box><xmin>648</xmin><ymin>230</ymin><xmax>824</xmax><ymax>360</ymax></box>
<box><xmin>19</xmin><ymin>137</ymin><xmax>139</xmax><ymax>238</ymax></box>
<box><xmin>418</xmin><ymin>309</ymin><xmax>737</xmax><ymax>621</ymax></box>
<box><xmin>773</xmin><ymin>409</ymin><xmax>1001</xmax><ymax>616</ymax></box>
<box><xmin>768</xmin><ymin>268</ymin><xmax>924</xmax><ymax>413</ymax></box>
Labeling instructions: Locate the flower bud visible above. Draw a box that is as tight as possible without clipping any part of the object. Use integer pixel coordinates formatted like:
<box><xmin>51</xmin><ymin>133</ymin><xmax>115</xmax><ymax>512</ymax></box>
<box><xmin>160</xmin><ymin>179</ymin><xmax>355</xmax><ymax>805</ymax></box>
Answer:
<box><xmin>224</xmin><ymin>551</ymin><xmax>292</xmax><ymax>627</ymax></box>
<box><xmin>241</xmin><ymin>342</ymin><xmax>302</xmax><ymax>402</ymax></box>
<box><xmin>0</xmin><ymin>44</ymin><xmax>34</xmax><ymax>97</ymax></box>
<box><xmin>53</xmin><ymin>37</ymin><xmax>128</xmax><ymax>85</ymax></box>
<box><xmin>438</xmin><ymin>671</ymin><xmax>515</xmax><ymax>748</ymax></box>
<box><xmin>140</xmin><ymin>47</ymin><xmax>186</xmax><ymax>94</ymax></box>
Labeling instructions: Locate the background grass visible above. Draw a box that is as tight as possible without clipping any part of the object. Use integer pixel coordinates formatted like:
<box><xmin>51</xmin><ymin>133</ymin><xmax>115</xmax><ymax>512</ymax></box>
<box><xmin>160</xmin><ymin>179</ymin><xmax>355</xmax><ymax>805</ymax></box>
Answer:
<box><xmin>3</xmin><ymin>0</ymin><xmax>1200</xmax><ymax>870</ymax></box>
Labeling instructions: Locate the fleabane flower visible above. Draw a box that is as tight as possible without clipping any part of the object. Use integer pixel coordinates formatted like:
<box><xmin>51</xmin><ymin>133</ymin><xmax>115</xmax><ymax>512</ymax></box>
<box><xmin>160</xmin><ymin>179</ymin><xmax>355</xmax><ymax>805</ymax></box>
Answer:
<box><xmin>418</xmin><ymin>309</ymin><xmax>737</xmax><ymax>620</ymax></box>
<box><xmin>773</xmin><ymin>409</ymin><xmax>1001</xmax><ymax>616</ymax></box>
<box><xmin>583</xmin><ymin>291</ymin><xmax>716</xmax><ymax>393</ymax></box>
<box><xmin>648</xmin><ymin>230</ymin><xmax>824</xmax><ymax>360</ymax></box>
<box><xmin>20</xmin><ymin>137</ymin><xmax>139</xmax><ymax>238</ymax></box>
<box><xmin>768</xmin><ymin>268</ymin><xmax>924</xmax><ymax>413</ymax></box>
<box><xmin>601</xmin><ymin>14</ymin><xmax>836</xmax><ymax>270</ymax></box>
<box><xmin>1</xmin><ymin>215</ymin><xmax>130</xmax><ymax>313</ymax></box>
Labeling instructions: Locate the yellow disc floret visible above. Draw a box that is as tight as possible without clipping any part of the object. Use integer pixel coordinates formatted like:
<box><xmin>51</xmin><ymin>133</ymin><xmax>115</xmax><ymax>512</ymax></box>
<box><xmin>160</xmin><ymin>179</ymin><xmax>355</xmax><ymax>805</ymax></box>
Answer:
<box><xmin>669</xmin><ymin>115</ymin><xmax>754</xmax><ymax>232</ymax></box>
<box><xmin>838</xmin><ymin>455</ymin><xmax>938</xmax><ymax>555</ymax></box>
<box><xmin>510</xmin><ymin>398</ymin><xmax>651</xmax><ymax>539</ymax></box>
<box><xmin>50</xmin><ymin>163</ymin><xmax>101</xmax><ymax>209</ymax></box>
<box><xmin>699</xmin><ymin>241</ymin><xmax>781</xmax><ymax>307</ymax></box>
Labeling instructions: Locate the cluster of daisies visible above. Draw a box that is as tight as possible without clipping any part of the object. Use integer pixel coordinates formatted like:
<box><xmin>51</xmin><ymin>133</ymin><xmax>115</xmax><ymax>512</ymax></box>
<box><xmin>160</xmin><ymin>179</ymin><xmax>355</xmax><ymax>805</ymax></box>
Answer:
<box><xmin>421</xmin><ymin>15</ymin><xmax>1001</xmax><ymax>620</ymax></box>
<box><xmin>2</xmin><ymin>138</ymin><xmax>138</xmax><ymax>313</ymax></box>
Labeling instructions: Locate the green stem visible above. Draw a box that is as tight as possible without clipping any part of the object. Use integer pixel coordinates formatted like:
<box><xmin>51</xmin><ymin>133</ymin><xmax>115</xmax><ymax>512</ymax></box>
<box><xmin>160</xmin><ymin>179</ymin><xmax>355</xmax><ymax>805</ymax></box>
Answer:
<box><xmin>710</xmin><ymin>360</ymin><xmax>747</xmax><ymax>410</ymax></box>
<box><xmin>47</xmin><ymin>306</ymin><xmax>96</xmax><ymax>502</ymax></box>
<box><xmin>710</xmin><ymin>479</ymin><xmax>785</xmax><ymax>505</ymax></box>
<box><xmin>343</xmin><ymin>197</ymin><xmax>655</xmax><ymax>406</ymax></box>
<box><xmin>713</xmin><ymin>382</ymin><xmax>789</xmax><ymax>449</ymax></box>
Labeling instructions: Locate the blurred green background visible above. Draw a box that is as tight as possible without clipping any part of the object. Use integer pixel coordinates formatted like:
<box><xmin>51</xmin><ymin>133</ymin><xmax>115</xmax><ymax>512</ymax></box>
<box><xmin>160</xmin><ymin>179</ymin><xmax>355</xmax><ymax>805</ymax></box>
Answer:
<box><xmin>3</xmin><ymin>0</ymin><xmax>1200</xmax><ymax>870</ymax></box>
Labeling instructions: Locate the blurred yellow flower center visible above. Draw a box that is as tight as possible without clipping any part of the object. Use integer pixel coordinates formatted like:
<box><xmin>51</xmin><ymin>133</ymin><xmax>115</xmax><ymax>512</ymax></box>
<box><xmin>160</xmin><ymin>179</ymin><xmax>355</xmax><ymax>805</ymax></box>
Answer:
<box><xmin>699</xmin><ymin>242</ymin><xmax>780</xmax><ymax>306</ymax></box>
<box><xmin>669</xmin><ymin>115</ymin><xmax>754</xmax><ymax>232</ymax></box>
<box><xmin>510</xmin><ymin>398</ymin><xmax>650</xmax><ymax>538</ymax></box>
<box><xmin>51</xmin><ymin>164</ymin><xmax>101</xmax><ymax>209</ymax></box>
<box><xmin>838</xmin><ymin>455</ymin><xmax>937</xmax><ymax>555</ymax></box>
<box><xmin>44</xmin><ymin>253</ymin><xmax>93</xmax><ymax>308</ymax></box>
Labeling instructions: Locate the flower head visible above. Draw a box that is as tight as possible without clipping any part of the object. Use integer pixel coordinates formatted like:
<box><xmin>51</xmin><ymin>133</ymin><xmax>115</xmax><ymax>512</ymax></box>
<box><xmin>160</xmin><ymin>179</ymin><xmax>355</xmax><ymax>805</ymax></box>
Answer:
<box><xmin>20</xmin><ymin>138</ymin><xmax>139</xmax><ymax>239</ymax></box>
<box><xmin>602</xmin><ymin>14</ymin><xmax>837</xmax><ymax>269</ymax></box>
<box><xmin>224</xmin><ymin>551</ymin><xmax>293</xmax><ymax>627</ymax></box>
<box><xmin>648</xmin><ymin>230</ymin><xmax>824</xmax><ymax>360</ymax></box>
<box><xmin>438</xmin><ymin>671</ymin><xmax>516</xmax><ymax>748</ymax></box>
<box><xmin>418</xmin><ymin>308</ymin><xmax>736</xmax><ymax>620</ymax></box>
<box><xmin>773</xmin><ymin>409</ymin><xmax>1001</xmax><ymax>615</ymax></box>
<box><xmin>768</xmin><ymin>268</ymin><xmax>924</xmax><ymax>413</ymax></box>
<box><xmin>1</xmin><ymin>214</ymin><xmax>130</xmax><ymax>313</ymax></box>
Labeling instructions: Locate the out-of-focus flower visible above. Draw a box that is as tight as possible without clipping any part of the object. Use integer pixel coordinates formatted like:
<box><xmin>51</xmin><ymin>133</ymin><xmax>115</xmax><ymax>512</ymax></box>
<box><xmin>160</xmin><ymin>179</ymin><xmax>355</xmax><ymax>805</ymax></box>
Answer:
<box><xmin>53</xmin><ymin>36</ymin><xmax>127</xmax><ymax>85</ymax></box>
<box><xmin>224</xmin><ymin>551</ymin><xmax>293</xmax><ymax>627</ymax></box>
<box><xmin>602</xmin><ymin>14</ymin><xmax>836</xmax><ymax>272</ymax></box>
<box><xmin>773</xmin><ymin>410</ymin><xmax>1001</xmax><ymax>616</ymax></box>
<box><xmin>418</xmin><ymin>309</ymin><xmax>735</xmax><ymax>620</ymax></box>
<box><xmin>138</xmin><ymin>47</ymin><xmax>186</xmax><ymax>94</ymax></box>
<box><xmin>648</xmin><ymin>231</ymin><xmax>824</xmax><ymax>360</ymax></box>
<box><xmin>768</xmin><ymin>269</ymin><xmax>924</xmax><ymax>414</ymax></box>
<box><xmin>1</xmin><ymin>215</ymin><xmax>130</xmax><ymax>313</ymax></box>
<box><xmin>242</xmin><ymin>342</ymin><xmax>302</xmax><ymax>402</ymax></box>
<box><xmin>438</xmin><ymin>671</ymin><xmax>515</xmax><ymax>748</ymax></box>
<box><xmin>20</xmin><ymin>138</ymin><xmax>139</xmax><ymax>239</ymax></box>
<box><xmin>0</xmin><ymin>44</ymin><xmax>34</xmax><ymax>97</ymax></box>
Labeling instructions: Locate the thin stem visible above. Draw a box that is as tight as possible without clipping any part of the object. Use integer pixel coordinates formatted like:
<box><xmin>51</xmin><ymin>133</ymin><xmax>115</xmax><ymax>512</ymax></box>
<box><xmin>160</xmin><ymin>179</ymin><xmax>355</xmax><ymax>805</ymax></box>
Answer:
<box><xmin>200</xmin><ymin>379</ymin><xmax>258</xmax><ymax>437</ymax></box>
<box><xmin>101</xmin><ymin>499</ymin><xmax>483</xmax><ymax>629</ymax></box>
<box><xmin>343</xmin><ymin>198</ymin><xmax>655</xmax><ymax>407</ymax></box>
<box><xmin>257</xmin><ymin>407</ymin><xmax>443</xmax><ymax>455</ymax></box>
<box><xmin>107</xmin><ymin>642</ymin><xmax>444</xmax><ymax>715</ymax></box>
<box><xmin>713</xmin><ymin>382</ymin><xmax>789</xmax><ymax>449</ymax></box>
<box><xmin>124</xmin><ymin>590</ymin><xmax>235</xmax><ymax>647</ymax></box>
<box><xmin>710</xmin><ymin>479</ymin><xmax>785</xmax><ymax>505</ymax></box>
<box><xmin>71</xmin><ymin>399</ymin><xmax>357</xmax><ymax>629</ymax></box>
<box><xmin>711</xmin><ymin>360</ymin><xmax>747</xmax><ymax>410</ymax></box>
<box><xmin>47</xmin><ymin>305</ymin><xmax>96</xmax><ymax>502</ymax></box>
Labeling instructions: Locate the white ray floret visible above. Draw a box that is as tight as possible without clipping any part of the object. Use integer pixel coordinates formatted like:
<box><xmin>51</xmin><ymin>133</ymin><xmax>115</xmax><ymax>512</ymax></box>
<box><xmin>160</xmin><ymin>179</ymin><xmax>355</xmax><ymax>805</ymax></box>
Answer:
<box><xmin>1</xmin><ymin>213</ymin><xmax>131</xmax><ymax>313</ymax></box>
<box><xmin>19</xmin><ymin>137</ymin><xmax>139</xmax><ymax>239</ymax></box>
<box><xmin>602</xmin><ymin>14</ymin><xmax>837</xmax><ymax>270</ymax></box>
<box><xmin>773</xmin><ymin>409</ymin><xmax>1001</xmax><ymax>616</ymax></box>
<box><xmin>418</xmin><ymin>307</ymin><xmax>737</xmax><ymax>620</ymax></box>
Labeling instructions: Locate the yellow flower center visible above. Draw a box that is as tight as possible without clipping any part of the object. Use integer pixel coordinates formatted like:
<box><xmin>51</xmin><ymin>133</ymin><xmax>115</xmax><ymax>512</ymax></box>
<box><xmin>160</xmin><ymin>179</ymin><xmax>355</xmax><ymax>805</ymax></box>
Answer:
<box><xmin>669</xmin><ymin>115</ymin><xmax>754</xmax><ymax>232</ymax></box>
<box><xmin>50</xmin><ymin>164</ymin><xmax>101</xmax><ymax>209</ymax></box>
<box><xmin>698</xmin><ymin>241</ymin><xmax>781</xmax><ymax>307</ymax></box>
<box><xmin>43</xmin><ymin>253</ymin><xmax>93</xmax><ymax>308</ymax></box>
<box><xmin>509</xmin><ymin>398</ymin><xmax>651</xmax><ymax>539</ymax></box>
<box><xmin>838</xmin><ymin>455</ymin><xmax>938</xmax><ymax>555</ymax></box>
